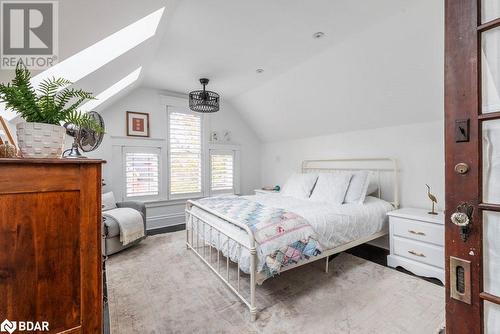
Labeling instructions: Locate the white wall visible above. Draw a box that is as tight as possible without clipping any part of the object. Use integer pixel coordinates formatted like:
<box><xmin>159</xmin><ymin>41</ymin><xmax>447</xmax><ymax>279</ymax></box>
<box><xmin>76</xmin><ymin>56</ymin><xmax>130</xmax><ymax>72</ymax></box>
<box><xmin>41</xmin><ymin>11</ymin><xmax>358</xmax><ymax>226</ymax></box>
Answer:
<box><xmin>260</xmin><ymin>120</ymin><xmax>444</xmax><ymax>211</ymax></box>
<box><xmin>87</xmin><ymin>86</ymin><xmax>261</xmax><ymax>230</ymax></box>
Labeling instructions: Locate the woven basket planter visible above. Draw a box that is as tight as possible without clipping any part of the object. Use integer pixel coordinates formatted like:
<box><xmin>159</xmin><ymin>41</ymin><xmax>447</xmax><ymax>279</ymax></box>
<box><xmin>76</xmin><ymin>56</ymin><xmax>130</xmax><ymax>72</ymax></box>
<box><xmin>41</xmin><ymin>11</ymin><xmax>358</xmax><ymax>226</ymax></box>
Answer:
<box><xmin>16</xmin><ymin>122</ymin><xmax>66</xmax><ymax>158</ymax></box>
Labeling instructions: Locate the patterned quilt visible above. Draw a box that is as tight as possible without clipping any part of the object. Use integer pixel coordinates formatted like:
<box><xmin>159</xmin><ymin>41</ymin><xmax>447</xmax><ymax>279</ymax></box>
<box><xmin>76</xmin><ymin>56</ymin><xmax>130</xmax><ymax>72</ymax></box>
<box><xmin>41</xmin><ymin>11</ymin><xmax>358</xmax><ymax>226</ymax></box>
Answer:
<box><xmin>262</xmin><ymin>238</ymin><xmax>321</xmax><ymax>278</ymax></box>
<box><xmin>195</xmin><ymin>196</ymin><xmax>322</xmax><ymax>278</ymax></box>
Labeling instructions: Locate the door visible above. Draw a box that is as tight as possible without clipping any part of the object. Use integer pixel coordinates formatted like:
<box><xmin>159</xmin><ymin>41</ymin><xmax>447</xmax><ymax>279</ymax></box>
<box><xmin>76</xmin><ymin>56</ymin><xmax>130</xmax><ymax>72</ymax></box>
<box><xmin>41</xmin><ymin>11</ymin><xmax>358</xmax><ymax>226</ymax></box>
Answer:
<box><xmin>445</xmin><ymin>1</ymin><xmax>500</xmax><ymax>332</ymax></box>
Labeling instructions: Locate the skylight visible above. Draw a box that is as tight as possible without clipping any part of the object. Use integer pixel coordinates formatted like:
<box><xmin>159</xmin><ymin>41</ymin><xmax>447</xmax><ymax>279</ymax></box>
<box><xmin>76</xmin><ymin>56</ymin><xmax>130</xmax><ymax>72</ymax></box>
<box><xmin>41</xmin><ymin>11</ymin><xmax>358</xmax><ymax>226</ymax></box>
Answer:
<box><xmin>1</xmin><ymin>7</ymin><xmax>164</xmax><ymax>121</ymax></box>
<box><xmin>31</xmin><ymin>7</ymin><xmax>164</xmax><ymax>88</ymax></box>
<box><xmin>81</xmin><ymin>67</ymin><xmax>142</xmax><ymax>111</ymax></box>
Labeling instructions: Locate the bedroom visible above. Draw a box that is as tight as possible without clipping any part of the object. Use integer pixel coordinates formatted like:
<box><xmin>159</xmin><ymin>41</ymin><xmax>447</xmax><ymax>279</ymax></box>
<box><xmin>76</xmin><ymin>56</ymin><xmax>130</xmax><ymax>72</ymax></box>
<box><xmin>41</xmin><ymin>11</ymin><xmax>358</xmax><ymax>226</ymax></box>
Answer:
<box><xmin>0</xmin><ymin>0</ymin><xmax>497</xmax><ymax>333</ymax></box>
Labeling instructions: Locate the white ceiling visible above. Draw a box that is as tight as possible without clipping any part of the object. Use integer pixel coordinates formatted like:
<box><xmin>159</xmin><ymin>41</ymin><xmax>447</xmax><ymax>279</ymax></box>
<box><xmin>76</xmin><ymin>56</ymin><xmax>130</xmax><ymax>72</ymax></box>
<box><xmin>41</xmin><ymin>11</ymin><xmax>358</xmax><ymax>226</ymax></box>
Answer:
<box><xmin>143</xmin><ymin>0</ymin><xmax>417</xmax><ymax>98</ymax></box>
<box><xmin>230</xmin><ymin>0</ymin><xmax>445</xmax><ymax>141</ymax></box>
<box><xmin>1</xmin><ymin>0</ymin><xmax>444</xmax><ymax>142</ymax></box>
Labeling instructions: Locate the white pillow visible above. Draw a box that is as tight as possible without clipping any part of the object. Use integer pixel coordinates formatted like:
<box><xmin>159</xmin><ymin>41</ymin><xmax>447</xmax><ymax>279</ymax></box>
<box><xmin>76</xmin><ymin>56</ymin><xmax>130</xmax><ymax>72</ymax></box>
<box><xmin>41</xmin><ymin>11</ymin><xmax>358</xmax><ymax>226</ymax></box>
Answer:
<box><xmin>366</xmin><ymin>172</ymin><xmax>379</xmax><ymax>196</ymax></box>
<box><xmin>281</xmin><ymin>173</ymin><xmax>318</xmax><ymax>199</ymax></box>
<box><xmin>344</xmin><ymin>170</ymin><xmax>370</xmax><ymax>204</ymax></box>
<box><xmin>310</xmin><ymin>173</ymin><xmax>353</xmax><ymax>204</ymax></box>
<box><xmin>102</xmin><ymin>192</ymin><xmax>117</xmax><ymax>211</ymax></box>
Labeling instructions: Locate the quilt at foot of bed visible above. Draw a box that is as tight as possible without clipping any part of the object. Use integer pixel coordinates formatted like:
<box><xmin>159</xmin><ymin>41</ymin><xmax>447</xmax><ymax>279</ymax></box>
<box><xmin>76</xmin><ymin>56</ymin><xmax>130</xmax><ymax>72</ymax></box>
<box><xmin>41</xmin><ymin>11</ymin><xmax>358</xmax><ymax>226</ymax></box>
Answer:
<box><xmin>257</xmin><ymin>238</ymin><xmax>321</xmax><ymax>284</ymax></box>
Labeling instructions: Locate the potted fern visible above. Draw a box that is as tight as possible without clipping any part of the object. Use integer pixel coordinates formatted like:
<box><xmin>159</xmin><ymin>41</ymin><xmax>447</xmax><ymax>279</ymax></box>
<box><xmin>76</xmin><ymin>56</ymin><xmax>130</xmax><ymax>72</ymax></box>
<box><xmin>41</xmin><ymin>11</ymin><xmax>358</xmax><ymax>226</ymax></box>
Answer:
<box><xmin>0</xmin><ymin>61</ymin><xmax>103</xmax><ymax>158</ymax></box>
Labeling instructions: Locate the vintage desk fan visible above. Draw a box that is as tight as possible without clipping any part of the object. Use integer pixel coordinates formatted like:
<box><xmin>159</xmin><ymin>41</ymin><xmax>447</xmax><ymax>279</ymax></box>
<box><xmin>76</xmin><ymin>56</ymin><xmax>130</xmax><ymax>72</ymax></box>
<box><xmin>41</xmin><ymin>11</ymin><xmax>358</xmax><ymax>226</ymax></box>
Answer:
<box><xmin>63</xmin><ymin>111</ymin><xmax>105</xmax><ymax>158</ymax></box>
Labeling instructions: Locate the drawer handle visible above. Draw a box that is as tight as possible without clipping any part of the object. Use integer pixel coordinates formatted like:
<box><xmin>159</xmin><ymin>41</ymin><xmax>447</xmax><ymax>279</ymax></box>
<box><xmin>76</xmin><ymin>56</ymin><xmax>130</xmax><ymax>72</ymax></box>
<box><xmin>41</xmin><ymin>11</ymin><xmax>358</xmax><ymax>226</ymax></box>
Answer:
<box><xmin>408</xmin><ymin>230</ymin><xmax>426</xmax><ymax>236</ymax></box>
<box><xmin>408</xmin><ymin>250</ymin><xmax>426</xmax><ymax>257</ymax></box>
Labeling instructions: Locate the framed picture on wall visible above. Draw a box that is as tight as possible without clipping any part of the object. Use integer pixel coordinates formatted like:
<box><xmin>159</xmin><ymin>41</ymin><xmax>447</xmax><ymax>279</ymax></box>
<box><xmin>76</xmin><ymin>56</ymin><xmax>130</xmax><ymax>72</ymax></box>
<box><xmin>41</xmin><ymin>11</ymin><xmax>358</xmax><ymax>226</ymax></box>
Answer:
<box><xmin>127</xmin><ymin>111</ymin><xmax>150</xmax><ymax>137</ymax></box>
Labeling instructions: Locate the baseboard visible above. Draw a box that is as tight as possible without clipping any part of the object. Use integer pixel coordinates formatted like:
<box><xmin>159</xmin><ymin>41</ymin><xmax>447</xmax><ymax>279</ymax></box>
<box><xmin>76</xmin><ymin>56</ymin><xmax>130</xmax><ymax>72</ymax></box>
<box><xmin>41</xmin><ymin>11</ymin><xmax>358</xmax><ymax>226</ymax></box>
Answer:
<box><xmin>147</xmin><ymin>213</ymin><xmax>185</xmax><ymax>230</ymax></box>
<box><xmin>147</xmin><ymin>224</ymin><xmax>186</xmax><ymax>235</ymax></box>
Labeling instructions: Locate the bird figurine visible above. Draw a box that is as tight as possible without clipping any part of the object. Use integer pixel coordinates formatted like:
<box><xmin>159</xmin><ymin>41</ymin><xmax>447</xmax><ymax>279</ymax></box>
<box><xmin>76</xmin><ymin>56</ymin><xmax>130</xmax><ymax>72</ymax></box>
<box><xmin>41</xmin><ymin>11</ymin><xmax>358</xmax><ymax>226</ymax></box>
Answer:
<box><xmin>426</xmin><ymin>184</ymin><xmax>438</xmax><ymax>215</ymax></box>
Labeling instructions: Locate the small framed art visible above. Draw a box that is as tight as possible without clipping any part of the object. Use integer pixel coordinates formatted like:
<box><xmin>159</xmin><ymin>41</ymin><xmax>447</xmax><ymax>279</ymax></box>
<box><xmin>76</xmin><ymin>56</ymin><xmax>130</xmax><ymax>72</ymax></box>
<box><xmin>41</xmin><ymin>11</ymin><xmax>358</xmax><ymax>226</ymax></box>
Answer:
<box><xmin>127</xmin><ymin>111</ymin><xmax>150</xmax><ymax>137</ymax></box>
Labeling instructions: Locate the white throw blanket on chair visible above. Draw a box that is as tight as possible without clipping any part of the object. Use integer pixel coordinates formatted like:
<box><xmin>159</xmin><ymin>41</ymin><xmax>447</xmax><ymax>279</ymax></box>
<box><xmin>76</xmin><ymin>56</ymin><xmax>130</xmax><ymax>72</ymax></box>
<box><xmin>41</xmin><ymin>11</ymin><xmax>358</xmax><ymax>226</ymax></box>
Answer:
<box><xmin>103</xmin><ymin>208</ymin><xmax>145</xmax><ymax>245</ymax></box>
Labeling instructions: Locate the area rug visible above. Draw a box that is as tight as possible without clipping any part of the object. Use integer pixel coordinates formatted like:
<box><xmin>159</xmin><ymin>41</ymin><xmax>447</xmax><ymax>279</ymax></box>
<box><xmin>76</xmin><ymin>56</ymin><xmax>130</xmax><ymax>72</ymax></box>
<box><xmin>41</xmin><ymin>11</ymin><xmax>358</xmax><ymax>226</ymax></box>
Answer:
<box><xmin>107</xmin><ymin>231</ymin><xmax>444</xmax><ymax>334</ymax></box>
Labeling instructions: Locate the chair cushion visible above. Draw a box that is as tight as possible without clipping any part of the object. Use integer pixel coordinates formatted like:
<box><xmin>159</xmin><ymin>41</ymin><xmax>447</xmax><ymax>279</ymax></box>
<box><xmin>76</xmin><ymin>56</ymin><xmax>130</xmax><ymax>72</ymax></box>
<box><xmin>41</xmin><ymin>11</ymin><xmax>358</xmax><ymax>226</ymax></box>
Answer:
<box><xmin>103</xmin><ymin>215</ymin><xmax>120</xmax><ymax>238</ymax></box>
<box><xmin>102</xmin><ymin>192</ymin><xmax>117</xmax><ymax>211</ymax></box>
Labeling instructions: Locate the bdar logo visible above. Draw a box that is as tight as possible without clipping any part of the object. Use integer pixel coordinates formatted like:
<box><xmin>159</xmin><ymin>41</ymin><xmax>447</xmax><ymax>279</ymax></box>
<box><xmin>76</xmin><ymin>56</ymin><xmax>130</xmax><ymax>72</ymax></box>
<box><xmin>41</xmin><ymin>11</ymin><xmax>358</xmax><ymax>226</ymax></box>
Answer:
<box><xmin>0</xmin><ymin>319</ymin><xmax>16</xmax><ymax>334</ymax></box>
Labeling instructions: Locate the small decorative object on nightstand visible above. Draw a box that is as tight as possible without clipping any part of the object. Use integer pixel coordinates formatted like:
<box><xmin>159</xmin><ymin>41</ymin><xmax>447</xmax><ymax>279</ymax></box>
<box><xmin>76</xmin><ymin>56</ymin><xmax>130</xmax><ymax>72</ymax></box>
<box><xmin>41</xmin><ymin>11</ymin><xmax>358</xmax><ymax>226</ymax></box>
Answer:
<box><xmin>387</xmin><ymin>208</ymin><xmax>444</xmax><ymax>283</ymax></box>
<box><xmin>425</xmin><ymin>184</ymin><xmax>438</xmax><ymax>215</ymax></box>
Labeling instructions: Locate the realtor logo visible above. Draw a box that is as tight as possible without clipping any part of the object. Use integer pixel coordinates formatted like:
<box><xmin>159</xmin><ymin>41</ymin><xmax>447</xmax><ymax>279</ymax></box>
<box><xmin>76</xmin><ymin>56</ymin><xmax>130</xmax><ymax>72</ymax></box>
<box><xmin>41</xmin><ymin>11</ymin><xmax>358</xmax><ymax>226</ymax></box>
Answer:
<box><xmin>0</xmin><ymin>320</ymin><xmax>16</xmax><ymax>334</ymax></box>
<box><xmin>1</xmin><ymin>1</ymin><xmax>58</xmax><ymax>69</ymax></box>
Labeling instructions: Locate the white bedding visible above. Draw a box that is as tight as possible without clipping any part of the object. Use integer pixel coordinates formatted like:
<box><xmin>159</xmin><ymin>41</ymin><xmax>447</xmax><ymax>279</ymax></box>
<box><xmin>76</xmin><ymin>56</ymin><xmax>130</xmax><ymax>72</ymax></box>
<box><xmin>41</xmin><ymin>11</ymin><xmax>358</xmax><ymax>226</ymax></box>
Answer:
<box><xmin>189</xmin><ymin>194</ymin><xmax>394</xmax><ymax>274</ymax></box>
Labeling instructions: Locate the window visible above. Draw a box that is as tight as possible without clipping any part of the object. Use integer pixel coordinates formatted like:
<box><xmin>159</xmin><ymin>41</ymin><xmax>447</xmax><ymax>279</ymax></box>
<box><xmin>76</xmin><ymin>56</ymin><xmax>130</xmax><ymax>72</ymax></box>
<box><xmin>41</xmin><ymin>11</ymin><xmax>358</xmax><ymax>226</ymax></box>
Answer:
<box><xmin>169</xmin><ymin>110</ymin><xmax>202</xmax><ymax>197</ymax></box>
<box><xmin>30</xmin><ymin>7</ymin><xmax>164</xmax><ymax>89</ymax></box>
<box><xmin>124</xmin><ymin>147</ymin><xmax>160</xmax><ymax>199</ymax></box>
<box><xmin>210</xmin><ymin>152</ymin><xmax>234</xmax><ymax>194</ymax></box>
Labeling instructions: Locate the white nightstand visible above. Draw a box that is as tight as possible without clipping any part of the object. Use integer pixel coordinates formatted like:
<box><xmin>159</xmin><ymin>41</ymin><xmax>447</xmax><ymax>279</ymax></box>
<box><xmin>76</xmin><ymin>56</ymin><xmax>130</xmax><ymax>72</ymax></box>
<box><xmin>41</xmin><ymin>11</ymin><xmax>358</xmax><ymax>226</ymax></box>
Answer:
<box><xmin>254</xmin><ymin>189</ymin><xmax>279</xmax><ymax>196</ymax></box>
<box><xmin>387</xmin><ymin>208</ymin><xmax>444</xmax><ymax>283</ymax></box>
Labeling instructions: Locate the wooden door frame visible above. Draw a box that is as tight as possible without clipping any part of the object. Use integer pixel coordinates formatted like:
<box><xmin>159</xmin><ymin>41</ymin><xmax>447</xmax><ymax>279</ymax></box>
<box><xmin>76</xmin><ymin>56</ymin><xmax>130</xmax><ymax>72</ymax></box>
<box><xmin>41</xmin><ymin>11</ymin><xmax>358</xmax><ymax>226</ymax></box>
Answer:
<box><xmin>445</xmin><ymin>0</ymin><xmax>480</xmax><ymax>332</ymax></box>
<box><xmin>445</xmin><ymin>1</ymin><xmax>500</xmax><ymax>332</ymax></box>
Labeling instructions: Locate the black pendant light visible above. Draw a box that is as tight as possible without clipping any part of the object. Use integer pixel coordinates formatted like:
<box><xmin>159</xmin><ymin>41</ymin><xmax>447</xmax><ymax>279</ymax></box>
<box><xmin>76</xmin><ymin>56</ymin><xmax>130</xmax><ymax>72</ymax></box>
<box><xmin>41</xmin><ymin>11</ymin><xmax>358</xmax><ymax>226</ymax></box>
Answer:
<box><xmin>189</xmin><ymin>78</ymin><xmax>220</xmax><ymax>113</ymax></box>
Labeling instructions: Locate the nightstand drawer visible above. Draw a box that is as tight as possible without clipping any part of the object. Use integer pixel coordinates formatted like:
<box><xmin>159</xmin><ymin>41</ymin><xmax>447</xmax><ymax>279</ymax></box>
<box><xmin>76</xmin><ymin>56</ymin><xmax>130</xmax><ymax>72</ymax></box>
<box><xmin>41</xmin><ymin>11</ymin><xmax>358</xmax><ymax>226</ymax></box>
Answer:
<box><xmin>392</xmin><ymin>217</ymin><xmax>443</xmax><ymax>246</ymax></box>
<box><xmin>393</xmin><ymin>237</ymin><xmax>444</xmax><ymax>268</ymax></box>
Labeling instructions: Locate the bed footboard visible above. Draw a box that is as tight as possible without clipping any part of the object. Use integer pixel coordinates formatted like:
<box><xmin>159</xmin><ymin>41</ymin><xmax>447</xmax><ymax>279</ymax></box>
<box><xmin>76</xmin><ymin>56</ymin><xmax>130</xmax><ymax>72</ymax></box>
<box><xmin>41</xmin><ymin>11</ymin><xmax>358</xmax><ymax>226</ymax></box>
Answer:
<box><xmin>185</xmin><ymin>200</ymin><xmax>258</xmax><ymax>321</ymax></box>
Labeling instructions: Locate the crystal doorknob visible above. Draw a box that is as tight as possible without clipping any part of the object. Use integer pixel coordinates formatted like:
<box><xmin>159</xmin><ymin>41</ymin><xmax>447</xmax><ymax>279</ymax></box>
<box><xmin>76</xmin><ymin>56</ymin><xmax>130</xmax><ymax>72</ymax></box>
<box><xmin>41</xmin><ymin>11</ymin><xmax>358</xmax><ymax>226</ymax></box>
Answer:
<box><xmin>451</xmin><ymin>202</ymin><xmax>473</xmax><ymax>242</ymax></box>
<box><xmin>451</xmin><ymin>212</ymin><xmax>469</xmax><ymax>226</ymax></box>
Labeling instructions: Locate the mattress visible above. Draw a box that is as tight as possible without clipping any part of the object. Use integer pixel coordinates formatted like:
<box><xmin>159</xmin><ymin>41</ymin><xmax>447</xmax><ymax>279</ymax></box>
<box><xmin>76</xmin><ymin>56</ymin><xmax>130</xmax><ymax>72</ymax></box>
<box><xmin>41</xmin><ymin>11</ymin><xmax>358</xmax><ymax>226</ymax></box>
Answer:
<box><xmin>188</xmin><ymin>194</ymin><xmax>394</xmax><ymax>275</ymax></box>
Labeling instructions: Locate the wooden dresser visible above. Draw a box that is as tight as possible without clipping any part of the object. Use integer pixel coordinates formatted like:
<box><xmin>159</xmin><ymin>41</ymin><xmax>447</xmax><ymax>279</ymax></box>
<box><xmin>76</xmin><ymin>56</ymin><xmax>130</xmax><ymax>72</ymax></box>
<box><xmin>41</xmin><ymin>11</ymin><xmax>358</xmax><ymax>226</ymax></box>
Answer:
<box><xmin>0</xmin><ymin>159</ymin><xmax>104</xmax><ymax>333</ymax></box>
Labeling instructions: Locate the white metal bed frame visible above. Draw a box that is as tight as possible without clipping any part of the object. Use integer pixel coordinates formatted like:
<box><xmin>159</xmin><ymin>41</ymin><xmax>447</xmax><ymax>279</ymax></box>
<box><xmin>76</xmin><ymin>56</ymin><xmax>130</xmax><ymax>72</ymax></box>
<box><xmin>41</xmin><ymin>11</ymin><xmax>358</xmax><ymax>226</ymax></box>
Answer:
<box><xmin>185</xmin><ymin>157</ymin><xmax>399</xmax><ymax>321</ymax></box>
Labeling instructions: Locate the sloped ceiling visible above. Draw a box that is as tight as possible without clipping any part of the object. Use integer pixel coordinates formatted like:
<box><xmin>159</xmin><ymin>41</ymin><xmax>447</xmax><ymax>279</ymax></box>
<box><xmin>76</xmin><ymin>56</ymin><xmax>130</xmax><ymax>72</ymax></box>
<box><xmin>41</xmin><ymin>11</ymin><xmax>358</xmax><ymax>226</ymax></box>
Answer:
<box><xmin>0</xmin><ymin>0</ymin><xmax>177</xmax><ymax>119</ymax></box>
<box><xmin>60</xmin><ymin>0</ymin><xmax>177</xmax><ymax>108</ymax></box>
<box><xmin>143</xmin><ymin>0</ymin><xmax>444</xmax><ymax>142</ymax></box>
<box><xmin>2</xmin><ymin>0</ymin><xmax>444</xmax><ymax>143</ymax></box>
<box><xmin>144</xmin><ymin>0</ymin><xmax>421</xmax><ymax>98</ymax></box>
<box><xmin>230</xmin><ymin>0</ymin><xmax>444</xmax><ymax>142</ymax></box>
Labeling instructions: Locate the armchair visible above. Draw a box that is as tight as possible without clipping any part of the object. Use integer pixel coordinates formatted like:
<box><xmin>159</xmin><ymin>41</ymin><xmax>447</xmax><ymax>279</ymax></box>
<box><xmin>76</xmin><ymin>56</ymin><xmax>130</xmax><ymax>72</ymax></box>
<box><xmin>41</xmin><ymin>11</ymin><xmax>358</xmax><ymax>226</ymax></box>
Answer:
<box><xmin>103</xmin><ymin>200</ymin><xmax>147</xmax><ymax>256</ymax></box>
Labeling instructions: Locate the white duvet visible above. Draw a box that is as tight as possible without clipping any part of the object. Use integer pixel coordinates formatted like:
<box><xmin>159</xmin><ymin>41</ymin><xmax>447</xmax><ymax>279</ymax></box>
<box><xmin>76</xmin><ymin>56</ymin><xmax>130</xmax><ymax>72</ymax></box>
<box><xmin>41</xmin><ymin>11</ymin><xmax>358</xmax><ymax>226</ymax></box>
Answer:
<box><xmin>189</xmin><ymin>194</ymin><xmax>394</xmax><ymax>274</ymax></box>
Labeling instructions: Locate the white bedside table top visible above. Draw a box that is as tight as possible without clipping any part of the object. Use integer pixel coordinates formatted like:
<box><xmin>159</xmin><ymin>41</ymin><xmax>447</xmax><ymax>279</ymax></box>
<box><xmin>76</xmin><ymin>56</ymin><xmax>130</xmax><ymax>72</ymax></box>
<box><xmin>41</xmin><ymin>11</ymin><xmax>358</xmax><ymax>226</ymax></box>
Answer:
<box><xmin>387</xmin><ymin>207</ymin><xmax>444</xmax><ymax>225</ymax></box>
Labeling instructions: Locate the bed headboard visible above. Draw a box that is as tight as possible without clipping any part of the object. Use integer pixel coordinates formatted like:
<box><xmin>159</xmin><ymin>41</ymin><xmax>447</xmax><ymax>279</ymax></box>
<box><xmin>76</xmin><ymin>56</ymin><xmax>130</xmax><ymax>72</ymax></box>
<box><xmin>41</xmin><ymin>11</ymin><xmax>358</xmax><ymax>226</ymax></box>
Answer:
<box><xmin>301</xmin><ymin>157</ymin><xmax>399</xmax><ymax>208</ymax></box>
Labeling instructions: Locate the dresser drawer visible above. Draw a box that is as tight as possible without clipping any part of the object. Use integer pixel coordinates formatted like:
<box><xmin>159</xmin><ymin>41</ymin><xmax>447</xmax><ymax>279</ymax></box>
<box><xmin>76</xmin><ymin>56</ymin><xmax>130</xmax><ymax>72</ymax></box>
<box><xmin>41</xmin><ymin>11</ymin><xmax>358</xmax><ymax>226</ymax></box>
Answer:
<box><xmin>393</xmin><ymin>236</ymin><xmax>444</xmax><ymax>268</ymax></box>
<box><xmin>391</xmin><ymin>216</ymin><xmax>443</xmax><ymax>246</ymax></box>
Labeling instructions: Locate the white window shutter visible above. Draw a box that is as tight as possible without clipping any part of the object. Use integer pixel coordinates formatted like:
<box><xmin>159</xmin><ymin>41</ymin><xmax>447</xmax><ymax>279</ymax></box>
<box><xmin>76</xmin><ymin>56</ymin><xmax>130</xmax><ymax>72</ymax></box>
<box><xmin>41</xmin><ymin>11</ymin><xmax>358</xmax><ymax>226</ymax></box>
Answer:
<box><xmin>211</xmin><ymin>153</ymin><xmax>234</xmax><ymax>192</ymax></box>
<box><xmin>124</xmin><ymin>148</ymin><xmax>160</xmax><ymax>198</ymax></box>
<box><xmin>209</xmin><ymin>148</ymin><xmax>240</xmax><ymax>195</ymax></box>
<box><xmin>169</xmin><ymin>111</ymin><xmax>202</xmax><ymax>196</ymax></box>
